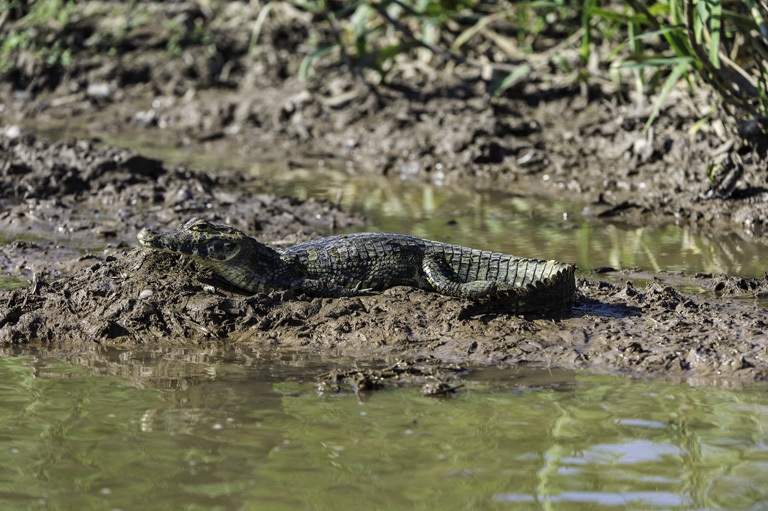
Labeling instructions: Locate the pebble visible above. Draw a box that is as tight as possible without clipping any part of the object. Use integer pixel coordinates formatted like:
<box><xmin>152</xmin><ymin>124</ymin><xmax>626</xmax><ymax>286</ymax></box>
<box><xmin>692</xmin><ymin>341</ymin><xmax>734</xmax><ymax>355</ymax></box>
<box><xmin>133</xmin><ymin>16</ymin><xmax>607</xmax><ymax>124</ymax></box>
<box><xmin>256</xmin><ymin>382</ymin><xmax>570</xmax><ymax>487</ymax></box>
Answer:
<box><xmin>133</xmin><ymin>109</ymin><xmax>156</xmax><ymax>126</ymax></box>
<box><xmin>139</xmin><ymin>289</ymin><xmax>153</xmax><ymax>298</ymax></box>
<box><xmin>4</xmin><ymin>125</ymin><xmax>21</xmax><ymax>139</ymax></box>
<box><xmin>176</xmin><ymin>188</ymin><xmax>192</xmax><ymax>203</ymax></box>
<box><xmin>86</xmin><ymin>83</ymin><xmax>111</xmax><ymax>98</ymax></box>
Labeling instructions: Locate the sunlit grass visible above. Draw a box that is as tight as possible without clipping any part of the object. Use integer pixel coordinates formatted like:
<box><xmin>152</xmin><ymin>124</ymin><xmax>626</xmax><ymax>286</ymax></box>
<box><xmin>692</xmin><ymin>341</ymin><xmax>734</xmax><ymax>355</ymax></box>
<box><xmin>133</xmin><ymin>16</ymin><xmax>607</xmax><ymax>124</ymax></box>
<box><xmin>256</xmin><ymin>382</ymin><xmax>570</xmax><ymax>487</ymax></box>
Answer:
<box><xmin>248</xmin><ymin>0</ymin><xmax>767</xmax><ymax>127</ymax></box>
<box><xmin>2</xmin><ymin>1</ymin><xmax>766</xmax><ymax>132</ymax></box>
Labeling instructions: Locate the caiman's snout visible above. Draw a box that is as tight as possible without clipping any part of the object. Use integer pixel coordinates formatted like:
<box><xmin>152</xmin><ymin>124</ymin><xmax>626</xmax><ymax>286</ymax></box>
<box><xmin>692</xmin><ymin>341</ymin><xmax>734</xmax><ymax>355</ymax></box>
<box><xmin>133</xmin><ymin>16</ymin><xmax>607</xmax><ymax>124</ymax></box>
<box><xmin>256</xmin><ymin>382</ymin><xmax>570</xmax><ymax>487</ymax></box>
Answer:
<box><xmin>137</xmin><ymin>228</ymin><xmax>157</xmax><ymax>247</ymax></box>
<box><xmin>137</xmin><ymin>220</ymin><xmax>244</xmax><ymax>261</ymax></box>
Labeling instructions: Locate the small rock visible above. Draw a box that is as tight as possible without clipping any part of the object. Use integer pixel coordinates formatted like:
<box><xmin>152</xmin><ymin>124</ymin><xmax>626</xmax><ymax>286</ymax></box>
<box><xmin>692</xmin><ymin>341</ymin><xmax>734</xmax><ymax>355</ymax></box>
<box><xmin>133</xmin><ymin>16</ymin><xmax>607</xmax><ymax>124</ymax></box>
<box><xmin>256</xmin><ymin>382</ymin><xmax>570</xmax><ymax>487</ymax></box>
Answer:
<box><xmin>87</xmin><ymin>83</ymin><xmax>111</xmax><ymax>98</ymax></box>
<box><xmin>175</xmin><ymin>188</ymin><xmax>192</xmax><ymax>203</ymax></box>
<box><xmin>133</xmin><ymin>110</ymin><xmax>157</xmax><ymax>126</ymax></box>
<box><xmin>4</xmin><ymin>125</ymin><xmax>21</xmax><ymax>139</ymax></box>
<box><xmin>139</xmin><ymin>289</ymin><xmax>154</xmax><ymax>299</ymax></box>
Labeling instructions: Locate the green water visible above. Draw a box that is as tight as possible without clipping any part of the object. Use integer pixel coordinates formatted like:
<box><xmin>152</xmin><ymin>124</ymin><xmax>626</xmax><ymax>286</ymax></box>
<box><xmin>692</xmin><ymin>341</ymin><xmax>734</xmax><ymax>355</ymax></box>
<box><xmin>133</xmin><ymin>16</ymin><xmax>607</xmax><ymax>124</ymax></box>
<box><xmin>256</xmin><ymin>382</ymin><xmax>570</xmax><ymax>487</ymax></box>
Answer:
<box><xmin>1</xmin><ymin>351</ymin><xmax>767</xmax><ymax>510</ymax></box>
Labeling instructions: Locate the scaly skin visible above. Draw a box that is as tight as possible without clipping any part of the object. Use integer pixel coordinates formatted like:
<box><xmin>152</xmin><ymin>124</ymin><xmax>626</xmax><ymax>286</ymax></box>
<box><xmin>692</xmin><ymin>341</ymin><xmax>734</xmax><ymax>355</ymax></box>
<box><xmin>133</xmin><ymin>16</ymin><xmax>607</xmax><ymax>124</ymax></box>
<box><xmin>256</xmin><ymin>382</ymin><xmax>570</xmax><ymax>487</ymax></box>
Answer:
<box><xmin>137</xmin><ymin>218</ymin><xmax>576</xmax><ymax>313</ymax></box>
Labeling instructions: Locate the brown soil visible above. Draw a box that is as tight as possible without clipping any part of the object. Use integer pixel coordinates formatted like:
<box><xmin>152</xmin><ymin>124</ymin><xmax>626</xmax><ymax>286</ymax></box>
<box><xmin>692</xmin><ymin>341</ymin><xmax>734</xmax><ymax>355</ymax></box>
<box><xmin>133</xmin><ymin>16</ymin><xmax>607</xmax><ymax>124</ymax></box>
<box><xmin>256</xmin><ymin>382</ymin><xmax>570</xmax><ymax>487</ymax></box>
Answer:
<box><xmin>2</xmin><ymin>241</ymin><xmax>767</xmax><ymax>382</ymax></box>
<box><xmin>1</xmin><ymin>2</ymin><xmax>767</xmax><ymax>385</ymax></box>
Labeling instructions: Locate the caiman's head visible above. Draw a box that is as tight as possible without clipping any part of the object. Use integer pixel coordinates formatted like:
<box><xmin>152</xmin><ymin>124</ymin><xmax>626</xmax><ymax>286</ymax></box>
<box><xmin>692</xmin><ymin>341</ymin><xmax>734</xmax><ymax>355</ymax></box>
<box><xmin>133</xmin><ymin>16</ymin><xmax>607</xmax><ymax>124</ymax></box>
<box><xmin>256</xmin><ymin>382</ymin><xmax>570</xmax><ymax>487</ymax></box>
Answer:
<box><xmin>138</xmin><ymin>218</ymin><xmax>245</xmax><ymax>262</ymax></box>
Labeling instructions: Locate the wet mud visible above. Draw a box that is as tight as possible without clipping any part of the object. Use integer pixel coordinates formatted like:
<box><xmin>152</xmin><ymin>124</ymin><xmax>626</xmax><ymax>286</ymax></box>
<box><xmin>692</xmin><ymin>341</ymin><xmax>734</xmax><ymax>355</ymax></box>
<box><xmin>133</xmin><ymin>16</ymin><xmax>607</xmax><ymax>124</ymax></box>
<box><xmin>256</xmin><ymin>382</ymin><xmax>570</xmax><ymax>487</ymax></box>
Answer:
<box><xmin>1</xmin><ymin>3</ymin><xmax>768</xmax><ymax>385</ymax></box>
<box><xmin>1</xmin><ymin>243</ymin><xmax>767</xmax><ymax>382</ymax></box>
<box><xmin>0</xmin><ymin>132</ymin><xmax>362</xmax><ymax>282</ymax></box>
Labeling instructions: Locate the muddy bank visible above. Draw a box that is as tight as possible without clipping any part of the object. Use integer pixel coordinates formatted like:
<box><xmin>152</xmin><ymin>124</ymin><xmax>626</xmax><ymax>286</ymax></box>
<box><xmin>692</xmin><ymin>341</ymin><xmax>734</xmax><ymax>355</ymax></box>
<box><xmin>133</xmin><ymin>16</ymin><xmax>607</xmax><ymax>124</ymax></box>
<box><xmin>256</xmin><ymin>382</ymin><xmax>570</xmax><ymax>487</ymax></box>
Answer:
<box><xmin>0</xmin><ymin>130</ymin><xmax>363</xmax><ymax>282</ymax></box>
<box><xmin>2</xmin><ymin>2</ymin><xmax>767</xmax><ymax>238</ymax></box>
<box><xmin>2</xmin><ymin>3</ymin><xmax>768</xmax><ymax>386</ymax></box>
<box><xmin>0</xmin><ymin>132</ymin><xmax>766</xmax><ymax>384</ymax></box>
<box><xmin>1</xmin><ymin>245</ymin><xmax>766</xmax><ymax>383</ymax></box>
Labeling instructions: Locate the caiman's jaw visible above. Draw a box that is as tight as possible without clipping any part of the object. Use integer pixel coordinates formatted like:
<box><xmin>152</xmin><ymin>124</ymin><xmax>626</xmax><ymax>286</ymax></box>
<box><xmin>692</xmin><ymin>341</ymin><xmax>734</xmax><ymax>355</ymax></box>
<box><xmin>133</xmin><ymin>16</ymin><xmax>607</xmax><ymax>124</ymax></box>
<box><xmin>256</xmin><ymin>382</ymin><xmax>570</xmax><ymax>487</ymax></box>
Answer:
<box><xmin>137</xmin><ymin>217</ymin><xmax>243</xmax><ymax>262</ymax></box>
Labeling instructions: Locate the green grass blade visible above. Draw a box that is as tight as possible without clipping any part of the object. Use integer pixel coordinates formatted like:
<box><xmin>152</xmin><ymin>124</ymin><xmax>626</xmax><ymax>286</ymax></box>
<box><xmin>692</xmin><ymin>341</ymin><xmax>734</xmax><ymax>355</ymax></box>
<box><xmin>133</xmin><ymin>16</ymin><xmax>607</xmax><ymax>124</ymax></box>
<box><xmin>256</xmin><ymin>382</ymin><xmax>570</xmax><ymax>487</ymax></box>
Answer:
<box><xmin>584</xmin><ymin>5</ymin><xmax>651</xmax><ymax>25</ymax></box>
<box><xmin>628</xmin><ymin>20</ymin><xmax>640</xmax><ymax>54</ymax></box>
<box><xmin>492</xmin><ymin>63</ymin><xmax>532</xmax><ymax>96</ymax></box>
<box><xmin>298</xmin><ymin>44</ymin><xmax>338</xmax><ymax>84</ymax></box>
<box><xmin>335</xmin><ymin>1</ymin><xmax>365</xmax><ymax>18</ymax></box>
<box><xmin>617</xmin><ymin>56</ymin><xmax>695</xmax><ymax>69</ymax></box>
<box><xmin>669</xmin><ymin>0</ymin><xmax>679</xmax><ymax>22</ymax></box>
<box><xmin>376</xmin><ymin>42</ymin><xmax>405</xmax><ymax>68</ymax></box>
<box><xmin>352</xmin><ymin>2</ymin><xmax>372</xmax><ymax>57</ymax></box>
<box><xmin>604</xmin><ymin>39</ymin><xmax>629</xmax><ymax>61</ymax></box>
<box><xmin>743</xmin><ymin>0</ymin><xmax>768</xmax><ymax>40</ymax></box>
<box><xmin>695</xmin><ymin>0</ymin><xmax>707</xmax><ymax>45</ymax></box>
<box><xmin>291</xmin><ymin>2</ymin><xmax>324</xmax><ymax>11</ymax></box>
<box><xmin>706</xmin><ymin>0</ymin><xmax>721</xmax><ymax>69</ymax></box>
<box><xmin>644</xmin><ymin>59</ymin><xmax>691</xmax><ymax>131</ymax></box>
<box><xmin>632</xmin><ymin>26</ymin><xmax>686</xmax><ymax>40</ymax></box>
<box><xmin>248</xmin><ymin>2</ymin><xmax>275</xmax><ymax>58</ymax></box>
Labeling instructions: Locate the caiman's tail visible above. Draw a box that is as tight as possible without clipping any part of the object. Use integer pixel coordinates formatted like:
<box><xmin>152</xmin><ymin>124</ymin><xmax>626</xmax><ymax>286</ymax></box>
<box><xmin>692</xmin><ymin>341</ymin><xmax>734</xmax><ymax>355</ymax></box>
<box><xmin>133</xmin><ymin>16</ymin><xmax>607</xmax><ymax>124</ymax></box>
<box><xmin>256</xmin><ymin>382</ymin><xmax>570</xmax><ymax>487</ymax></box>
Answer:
<box><xmin>462</xmin><ymin>261</ymin><xmax>576</xmax><ymax>317</ymax></box>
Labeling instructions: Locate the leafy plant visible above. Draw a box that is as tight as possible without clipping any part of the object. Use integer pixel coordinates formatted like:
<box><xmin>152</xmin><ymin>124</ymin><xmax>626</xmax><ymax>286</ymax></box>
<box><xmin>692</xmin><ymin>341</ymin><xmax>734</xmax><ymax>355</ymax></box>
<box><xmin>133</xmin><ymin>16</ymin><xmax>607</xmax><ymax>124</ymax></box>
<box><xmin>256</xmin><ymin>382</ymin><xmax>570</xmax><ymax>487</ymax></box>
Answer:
<box><xmin>247</xmin><ymin>0</ymin><xmax>768</xmax><ymax>131</ymax></box>
<box><xmin>0</xmin><ymin>0</ymin><xmax>79</xmax><ymax>71</ymax></box>
<box><xmin>166</xmin><ymin>17</ymin><xmax>213</xmax><ymax>56</ymax></box>
<box><xmin>589</xmin><ymin>0</ymin><xmax>768</xmax><ymax>129</ymax></box>
<box><xmin>250</xmin><ymin>0</ymin><xmax>538</xmax><ymax>94</ymax></box>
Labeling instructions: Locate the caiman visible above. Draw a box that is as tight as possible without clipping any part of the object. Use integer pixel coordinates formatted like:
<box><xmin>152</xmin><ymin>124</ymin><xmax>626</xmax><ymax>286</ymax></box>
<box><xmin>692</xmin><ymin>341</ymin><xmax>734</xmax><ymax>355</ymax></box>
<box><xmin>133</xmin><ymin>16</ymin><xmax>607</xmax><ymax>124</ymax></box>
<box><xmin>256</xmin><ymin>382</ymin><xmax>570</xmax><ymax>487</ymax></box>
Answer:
<box><xmin>137</xmin><ymin>218</ymin><xmax>576</xmax><ymax>314</ymax></box>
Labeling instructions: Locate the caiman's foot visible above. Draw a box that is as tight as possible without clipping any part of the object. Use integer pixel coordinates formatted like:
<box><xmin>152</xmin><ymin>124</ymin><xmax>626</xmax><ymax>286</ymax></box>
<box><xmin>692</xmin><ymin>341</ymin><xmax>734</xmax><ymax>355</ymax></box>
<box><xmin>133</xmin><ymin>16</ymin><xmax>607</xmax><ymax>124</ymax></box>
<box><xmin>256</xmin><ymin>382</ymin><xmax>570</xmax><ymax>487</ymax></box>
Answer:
<box><xmin>295</xmin><ymin>278</ymin><xmax>374</xmax><ymax>297</ymax></box>
<box><xmin>422</xmin><ymin>256</ymin><xmax>515</xmax><ymax>301</ymax></box>
<box><xmin>351</xmin><ymin>281</ymin><xmax>374</xmax><ymax>295</ymax></box>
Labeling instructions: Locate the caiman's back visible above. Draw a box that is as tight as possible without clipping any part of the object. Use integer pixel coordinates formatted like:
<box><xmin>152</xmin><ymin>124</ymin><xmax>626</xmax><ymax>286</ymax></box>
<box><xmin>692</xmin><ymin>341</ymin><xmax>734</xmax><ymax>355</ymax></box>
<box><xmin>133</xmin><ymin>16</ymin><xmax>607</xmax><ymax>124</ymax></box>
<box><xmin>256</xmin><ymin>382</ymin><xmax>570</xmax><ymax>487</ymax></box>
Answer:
<box><xmin>279</xmin><ymin>232</ymin><xmax>576</xmax><ymax>312</ymax></box>
<box><xmin>278</xmin><ymin>232</ymin><xmax>434</xmax><ymax>290</ymax></box>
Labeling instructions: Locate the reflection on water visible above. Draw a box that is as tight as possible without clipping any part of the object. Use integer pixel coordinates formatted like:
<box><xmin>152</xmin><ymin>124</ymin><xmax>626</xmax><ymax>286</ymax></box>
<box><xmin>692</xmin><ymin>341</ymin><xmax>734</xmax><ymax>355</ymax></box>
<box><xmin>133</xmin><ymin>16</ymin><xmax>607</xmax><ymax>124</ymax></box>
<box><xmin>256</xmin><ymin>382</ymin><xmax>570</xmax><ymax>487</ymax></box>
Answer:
<box><xmin>1</xmin><ymin>350</ymin><xmax>767</xmax><ymax>510</ymax></box>
<box><xmin>244</xmin><ymin>161</ymin><xmax>768</xmax><ymax>278</ymax></box>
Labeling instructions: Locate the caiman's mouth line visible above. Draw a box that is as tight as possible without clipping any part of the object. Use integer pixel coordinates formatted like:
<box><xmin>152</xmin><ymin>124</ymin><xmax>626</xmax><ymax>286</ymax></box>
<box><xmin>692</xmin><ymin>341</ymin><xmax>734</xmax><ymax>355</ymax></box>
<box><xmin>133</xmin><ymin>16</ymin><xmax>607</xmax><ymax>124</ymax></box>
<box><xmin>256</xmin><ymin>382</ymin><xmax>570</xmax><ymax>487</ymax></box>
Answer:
<box><xmin>137</xmin><ymin>225</ymin><xmax>241</xmax><ymax>261</ymax></box>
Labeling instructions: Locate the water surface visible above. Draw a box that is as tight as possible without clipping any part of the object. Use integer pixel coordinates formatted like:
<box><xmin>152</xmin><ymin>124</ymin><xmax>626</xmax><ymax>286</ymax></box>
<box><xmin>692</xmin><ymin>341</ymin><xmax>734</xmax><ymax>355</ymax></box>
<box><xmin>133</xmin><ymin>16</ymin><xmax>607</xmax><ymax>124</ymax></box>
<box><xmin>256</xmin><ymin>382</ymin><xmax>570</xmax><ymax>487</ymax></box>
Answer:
<box><xmin>1</xmin><ymin>350</ymin><xmax>767</xmax><ymax>510</ymax></box>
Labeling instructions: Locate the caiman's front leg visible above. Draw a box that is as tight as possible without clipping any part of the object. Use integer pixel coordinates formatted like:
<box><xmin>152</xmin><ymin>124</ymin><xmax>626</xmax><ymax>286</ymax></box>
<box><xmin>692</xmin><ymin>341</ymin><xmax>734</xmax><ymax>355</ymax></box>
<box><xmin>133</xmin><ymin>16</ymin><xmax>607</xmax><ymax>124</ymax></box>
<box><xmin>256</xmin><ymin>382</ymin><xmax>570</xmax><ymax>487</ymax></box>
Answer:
<box><xmin>292</xmin><ymin>278</ymin><xmax>372</xmax><ymax>297</ymax></box>
<box><xmin>422</xmin><ymin>256</ymin><xmax>513</xmax><ymax>301</ymax></box>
